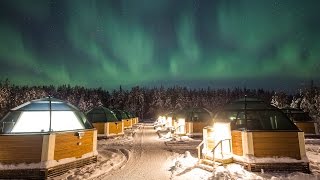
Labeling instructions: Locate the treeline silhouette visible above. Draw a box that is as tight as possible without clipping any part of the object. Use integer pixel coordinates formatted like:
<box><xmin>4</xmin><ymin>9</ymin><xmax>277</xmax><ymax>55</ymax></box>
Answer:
<box><xmin>0</xmin><ymin>79</ymin><xmax>319</xmax><ymax>121</ymax></box>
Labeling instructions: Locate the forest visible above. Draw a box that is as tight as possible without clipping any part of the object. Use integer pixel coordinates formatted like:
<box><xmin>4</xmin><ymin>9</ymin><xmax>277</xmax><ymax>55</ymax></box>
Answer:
<box><xmin>0</xmin><ymin>79</ymin><xmax>319</xmax><ymax>121</ymax></box>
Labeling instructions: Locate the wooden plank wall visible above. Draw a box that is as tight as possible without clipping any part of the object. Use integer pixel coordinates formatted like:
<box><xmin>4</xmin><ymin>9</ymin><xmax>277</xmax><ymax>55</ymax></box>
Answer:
<box><xmin>54</xmin><ymin>130</ymin><xmax>93</xmax><ymax>160</ymax></box>
<box><xmin>192</xmin><ymin>122</ymin><xmax>208</xmax><ymax>133</ymax></box>
<box><xmin>0</xmin><ymin>135</ymin><xmax>43</xmax><ymax>164</ymax></box>
<box><xmin>92</xmin><ymin>123</ymin><xmax>105</xmax><ymax>134</ymax></box>
<box><xmin>252</xmin><ymin>132</ymin><xmax>301</xmax><ymax>159</ymax></box>
<box><xmin>231</xmin><ymin>131</ymin><xmax>243</xmax><ymax>156</ymax></box>
<box><xmin>108</xmin><ymin>121</ymin><xmax>123</xmax><ymax>134</ymax></box>
<box><xmin>123</xmin><ymin>119</ymin><xmax>132</xmax><ymax>128</ymax></box>
<box><xmin>295</xmin><ymin>122</ymin><xmax>315</xmax><ymax>134</ymax></box>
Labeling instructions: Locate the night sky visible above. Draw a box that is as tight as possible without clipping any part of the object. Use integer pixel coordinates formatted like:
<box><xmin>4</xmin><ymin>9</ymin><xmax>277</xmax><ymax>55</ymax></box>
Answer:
<box><xmin>0</xmin><ymin>0</ymin><xmax>319</xmax><ymax>90</ymax></box>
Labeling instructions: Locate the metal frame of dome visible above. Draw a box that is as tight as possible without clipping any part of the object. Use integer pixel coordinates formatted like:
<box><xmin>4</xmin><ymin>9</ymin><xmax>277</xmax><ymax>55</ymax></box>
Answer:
<box><xmin>86</xmin><ymin>106</ymin><xmax>119</xmax><ymax>123</ymax></box>
<box><xmin>112</xmin><ymin>109</ymin><xmax>129</xmax><ymax>120</ymax></box>
<box><xmin>86</xmin><ymin>106</ymin><xmax>124</xmax><ymax>137</ymax></box>
<box><xmin>214</xmin><ymin>97</ymin><xmax>299</xmax><ymax>131</ymax></box>
<box><xmin>113</xmin><ymin>109</ymin><xmax>132</xmax><ymax>129</ymax></box>
<box><xmin>185</xmin><ymin>107</ymin><xmax>213</xmax><ymax>122</ymax></box>
<box><xmin>282</xmin><ymin>108</ymin><xmax>313</xmax><ymax>122</ymax></box>
<box><xmin>0</xmin><ymin>97</ymin><xmax>93</xmax><ymax>134</ymax></box>
<box><xmin>0</xmin><ymin>97</ymin><xmax>98</xmax><ymax>179</ymax></box>
<box><xmin>282</xmin><ymin>107</ymin><xmax>319</xmax><ymax>135</ymax></box>
<box><xmin>198</xmin><ymin>97</ymin><xmax>309</xmax><ymax>173</ymax></box>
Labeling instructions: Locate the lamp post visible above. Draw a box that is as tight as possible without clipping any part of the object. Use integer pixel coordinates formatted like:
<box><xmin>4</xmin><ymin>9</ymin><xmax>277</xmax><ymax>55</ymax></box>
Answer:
<box><xmin>49</xmin><ymin>96</ymin><xmax>52</xmax><ymax>132</ymax></box>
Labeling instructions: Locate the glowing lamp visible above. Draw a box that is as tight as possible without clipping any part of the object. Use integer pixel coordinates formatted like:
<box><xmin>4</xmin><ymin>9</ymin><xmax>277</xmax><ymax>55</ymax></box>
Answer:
<box><xmin>212</xmin><ymin>122</ymin><xmax>232</xmax><ymax>157</ymax></box>
<box><xmin>166</xmin><ymin>116</ymin><xmax>173</xmax><ymax>127</ymax></box>
<box><xmin>177</xmin><ymin>118</ymin><xmax>186</xmax><ymax>134</ymax></box>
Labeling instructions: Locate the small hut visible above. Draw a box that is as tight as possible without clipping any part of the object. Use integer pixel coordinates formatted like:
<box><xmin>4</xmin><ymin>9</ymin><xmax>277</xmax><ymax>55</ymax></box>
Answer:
<box><xmin>131</xmin><ymin>112</ymin><xmax>139</xmax><ymax>124</ymax></box>
<box><xmin>0</xmin><ymin>97</ymin><xmax>97</xmax><ymax>179</ymax></box>
<box><xmin>113</xmin><ymin>109</ymin><xmax>132</xmax><ymax>129</ymax></box>
<box><xmin>198</xmin><ymin>98</ymin><xmax>309</xmax><ymax>172</ymax></box>
<box><xmin>164</xmin><ymin>112</ymin><xmax>174</xmax><ymax>129</ymax></box>
<box><xmin>124</xmin><ymin>111</ymin><xmax>136</xmax><ymax>125</ymax></box>
<box><xmin>172</xmin><ymin>109</ymin><xmax>188</xmax><ymax>135</ymax></box>
<box><xmin>86</xmin><ymin>107</ymin><xmax>124</xmax><ymax>137</ymax></box>
<box><xmin>185</xmin><ymin>107</ymin><xmax>212</xmax><ymax>136</ymax></box>
<box><xmin>154</xmin><ymin>112</ymin><xmax>174</xmax><ymax>130</ymax></box>
<box><xmin>282</xmin><ymin>108</ymin><xmax>319</xmax><ymax>135</ymax></box>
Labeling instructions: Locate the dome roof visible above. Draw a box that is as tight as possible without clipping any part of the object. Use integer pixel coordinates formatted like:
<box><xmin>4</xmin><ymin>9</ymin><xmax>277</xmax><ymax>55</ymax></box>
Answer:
<box><xmin>86</xmin><ymin>107</ymin><xmax>119</xmax><ymax>123</ymax></box>
<box><xmin>124</xmin><ymin>111</ymin><xmax>134</xmax><ymax>118</ymax></box>
<box><xmin>214</xmin><ymin>97</ymin><xmax>299</xmax><ymax>131</ymax></box>
<box><xmin>112</xmin><ymin>109</ymin><xmax>129</xmax><ymax>120</ymax></box>
<box><xmin>172</xmin><ymin>107</ymin><xmax>213</xmax><ymax>122</ymax></box>
<box><xmin>223</xmin><ymin>98</ymin><xmax>278</xmax><ymax>111</ymax></box>
<box><xmin>0</xmin><ymin>97</ymin><xmax>93</xmax><ymax>134</ymax></box>
<box><xmin>282</xmin><ymin>108</ymin><xmax>313</xmax><ymax>122</ymax></box>
<box><xmin>12</xmin><ymin>97</ymin><xmax>79</xmax><ymax>111</ymax></box>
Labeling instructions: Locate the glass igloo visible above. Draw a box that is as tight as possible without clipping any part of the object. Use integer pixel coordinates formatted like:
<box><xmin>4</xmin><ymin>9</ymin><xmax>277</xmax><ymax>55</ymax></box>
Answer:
<box><xmin>86</xmin><ymin>106</ymin><xmax>118</xmax><ymax>123</ymax></box>
<box><xmin>0</xmin><ymin>97</ymin><xmax>92</xmax><ymax>133</ymax></box>
<box><xmin>214</xmin><ymin>98</ymin><xmax>299</xmax><ymax>131</ymax></box>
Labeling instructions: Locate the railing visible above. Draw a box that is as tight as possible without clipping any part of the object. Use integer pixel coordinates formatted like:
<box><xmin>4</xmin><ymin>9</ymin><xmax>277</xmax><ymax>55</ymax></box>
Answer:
<box><xmin>197</xmin><ymin>140</ymin><xmax>204</xmax><ymax>160</ymax></box>
<box><xmin>211</xmin><ymin>139</ymin><xmax>231</xmax><ymax>169</ymax></box>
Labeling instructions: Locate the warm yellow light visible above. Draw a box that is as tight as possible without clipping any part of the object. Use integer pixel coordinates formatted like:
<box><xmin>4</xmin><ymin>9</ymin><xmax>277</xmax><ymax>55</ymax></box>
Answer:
<box><xmin>11</xmin><ymin>111</ymin><xmax>85</xmax><ymax>133</ymax></box>
<box><xmin>176</xmin><ymin>118</ymin><xmax>185</xmax><ymax>134</ymax></box>
<box><xmin>212</xmin><ymin>122</ymin><xmax>232</xmax><ymax>155</ymax></box>
<box><xmin>166</xmin><ymin>116</ymin><xmax>173</xmax><ymax>127</ymax></box>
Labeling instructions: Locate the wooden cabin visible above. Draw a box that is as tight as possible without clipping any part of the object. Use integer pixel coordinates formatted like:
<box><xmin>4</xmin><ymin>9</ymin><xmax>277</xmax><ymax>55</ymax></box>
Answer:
<box><xmin>165</xmin><ymin>112</ymin><xmax>174</xmax><ymax>129</ymax></box>
<box><xmin>198</xmin><ymin>98</ymin><xmax>309</xmax><ymax>172</ymax></box>
<box><xmin>86</xmin><ymin>107</ymin><xmax>124</xmax><ymax>138</ymax></box>
<box><xmin>154</xmin><ymin>112</ymin><xmax>174</xmax><ymax>130</ymax></box>
<box><xmin>124</xmin><ymin>111</ymin><xmax>136</xmax><ymax>125</ymax></box>
<box><xmin>185</xmin><ymin>107</ymin><xmax>212</xmax><ymax>137</ymax></box>
<box><xmin>172</xmin><ymin>109</ymin><xmax>188</xmax><ymax>135</ymax></box>
<box><xmin>113</xmin><ymin>110</ymin><xmax>132</xmax><ymax>129</ymax></box>
<box><xmin>0</xmin><ymin>97</ymin><xmax>97</xmax><ymax>179</ymax></box>
<box><xmin>282</xmin><ymin>108</ymin><xmax>319</xmax><ymax>135</ymax></box>
<box><xmin>132</xmin><ymin>113</ymin><xmax>139</xmax><ymax>124</ymax></box>
<box><xmin>171</xmin><ymin>108</ymin><xmax>212</xmax><ymax>137</ymax></box>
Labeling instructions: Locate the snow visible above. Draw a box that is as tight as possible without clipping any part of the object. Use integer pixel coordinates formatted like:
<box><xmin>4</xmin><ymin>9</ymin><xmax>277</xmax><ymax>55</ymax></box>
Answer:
<box><xmin>5</xmin><ymin>122</ymin><xmax>318</xmax><ymax>180</ymax></box>
<box><xmin>0</xmin><ymin>152</ymin><xmax>98</xmax><ymax>170</ymax></box>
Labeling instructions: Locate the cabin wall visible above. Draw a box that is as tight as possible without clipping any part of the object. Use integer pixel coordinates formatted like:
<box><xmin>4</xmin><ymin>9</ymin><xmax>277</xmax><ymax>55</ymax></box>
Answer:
<box><xmin>204</xmin><ymin>127</ymin><xmax>215</xmax><ymax>150</ymax></box>
<box><xmin>123</xmin><ymin>119</ymin><xmax>132</xmax><ymax>128</ymax></box>
<box><xmin>193</xmin><ymin>122</ymin><xmax>209</xmax><ymax>133</ymax></box>
<box><xmin>251</xmin><ymin>131</ymin><xmax>301</xmax><ymax>160</ymax></box>
<box><xmin>0</xmin><ymin>135</ymin><xmax>43</xmax><ymax>164</ymax></box>
<box><xmin>54</xmin><ymin>130</ymin><xmax>94</xmax><ymax>160</ymax></box>
<box><xmin>185</xmin><ymin>122</ymin><xmax>192</xmax><ymax>134</ymax></box>
<box><xmin>136</xmin><ymin>117</ymin><xmax>139</xmax><ymax>123</ymax></box>
<box><xmin>92</xmin><ymin>123</ymin><xmax>105</xmax><ymax>134</ymax></box>
<box><xmin>107</xmin><ymin>121</ymin><xmax>124</xmax><ymax>135</ymax></box>
<box><xmin>231</xmin><ymin>131</ymin><xmax>243</xmax><ymax>156</ymax></box>
<box><xmin>295</xmin><ymin>122</ymin><xmax>316</xmax><ymax>134</ymax></box>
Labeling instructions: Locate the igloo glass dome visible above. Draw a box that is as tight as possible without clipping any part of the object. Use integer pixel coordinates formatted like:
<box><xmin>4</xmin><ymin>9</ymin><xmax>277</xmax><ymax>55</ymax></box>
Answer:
<box><xmin>214</xmin><ymin>98</ymin><xmax>299</xmax><ymax>131</ymax></box>
<box><xmin>0</xmin><ymin>97</ymin><xmax>93</xmax><ymax>133</ymax></box>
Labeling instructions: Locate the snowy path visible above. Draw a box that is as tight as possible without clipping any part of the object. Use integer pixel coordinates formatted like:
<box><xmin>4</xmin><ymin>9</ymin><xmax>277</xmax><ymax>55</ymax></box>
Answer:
<box><xmin>100</xmin><ymin>124</ymin><xmax>174</xmax><ymax>180</ymax></box>
<box><xmin>56</xmin><ymin>124</ymin><xmax>320</xmax><ymax>180</ymax></box>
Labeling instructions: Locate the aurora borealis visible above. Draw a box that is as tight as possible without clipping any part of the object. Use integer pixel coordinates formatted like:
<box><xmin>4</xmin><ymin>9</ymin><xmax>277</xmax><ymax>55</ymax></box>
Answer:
<box><xmin>0</xmin><ymin>0</ymin><xmax>319</xmax><ymax>90</ymax></box>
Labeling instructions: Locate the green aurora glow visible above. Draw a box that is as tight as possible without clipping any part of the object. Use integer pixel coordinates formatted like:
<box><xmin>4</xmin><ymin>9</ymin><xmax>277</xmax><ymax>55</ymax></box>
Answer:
<box><xmin>0</xmin><ymin>0</ymin><xmax>319</xmax><ymax>90</ymax></box>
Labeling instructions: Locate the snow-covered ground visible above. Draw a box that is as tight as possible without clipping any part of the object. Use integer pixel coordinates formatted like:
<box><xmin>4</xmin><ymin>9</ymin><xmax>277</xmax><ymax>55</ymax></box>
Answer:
<box><xmin>54</xmin><ymin>123</ymin><xmax>320</xmax><ymax>180</ymax></box>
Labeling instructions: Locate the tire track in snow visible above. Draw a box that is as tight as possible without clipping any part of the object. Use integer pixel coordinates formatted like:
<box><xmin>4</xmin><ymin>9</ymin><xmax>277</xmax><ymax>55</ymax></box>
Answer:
<box><xmin>100</xmin><ymin>124</ymin><xmax>174</xmax><ymax>180</ymax></box>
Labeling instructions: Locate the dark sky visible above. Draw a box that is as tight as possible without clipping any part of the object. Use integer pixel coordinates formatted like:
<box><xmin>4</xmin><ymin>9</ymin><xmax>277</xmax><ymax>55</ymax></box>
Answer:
<box><xmin>0</xmin><ymin>0</ymin><xmax>319</xmax><ymax>91</ymax></box>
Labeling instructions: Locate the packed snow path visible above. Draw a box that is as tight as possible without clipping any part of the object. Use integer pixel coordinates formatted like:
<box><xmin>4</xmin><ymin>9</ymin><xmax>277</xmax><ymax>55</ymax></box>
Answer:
<box><xmin>100</xmin><ymin>124</ymin><xmax>174</xmax><ymax>180</ymax></box>
<box><xmin>56</xmin><ymin>123</ymin><xmax>320</xmax><ymax>180</ymax></box>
